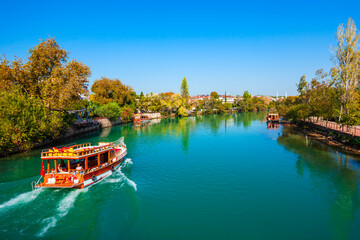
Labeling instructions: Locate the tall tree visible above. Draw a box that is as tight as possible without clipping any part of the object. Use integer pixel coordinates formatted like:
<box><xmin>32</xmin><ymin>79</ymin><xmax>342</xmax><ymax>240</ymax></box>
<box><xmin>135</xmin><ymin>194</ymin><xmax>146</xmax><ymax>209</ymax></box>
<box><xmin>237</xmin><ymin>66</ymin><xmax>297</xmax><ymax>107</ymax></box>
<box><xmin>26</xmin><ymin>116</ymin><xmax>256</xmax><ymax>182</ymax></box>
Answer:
<box><xmin>243</xmin><ymin>90</ymin><xmax>251</xmax><ymax>101</ymax></box>
<box><xmin>331</xmin><ymin>18</ymin><xmax>360</xmax><ymax>121</ymax></box>
<box><xmin>180</xmin><ymin>77</ymin><xmax>189</xmax><ymax>99</ymax></box>
<box><xmin>297</xmin><ymin>75</ymin><xmax>308</xmax><ymax>96</ymax></box>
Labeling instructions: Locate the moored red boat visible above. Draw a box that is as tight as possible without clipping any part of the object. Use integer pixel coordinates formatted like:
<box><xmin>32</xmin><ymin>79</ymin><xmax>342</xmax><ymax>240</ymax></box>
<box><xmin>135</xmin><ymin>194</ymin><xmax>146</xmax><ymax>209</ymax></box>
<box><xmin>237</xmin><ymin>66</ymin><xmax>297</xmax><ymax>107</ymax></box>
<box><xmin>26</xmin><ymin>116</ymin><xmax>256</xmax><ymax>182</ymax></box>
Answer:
<box><xmin>266</xmin><ymin>113</ymin><xmax>280</xmax><ymax>122</ymax></box>
<box><xmin>133</xmin><ymin>113</ymin><xmax>150</xmax><ymax>124</ymax></box>
<box><xmin>35</xmin><ymin>137</ymin><xmax>127</xmax><ymax>189</ymax></box>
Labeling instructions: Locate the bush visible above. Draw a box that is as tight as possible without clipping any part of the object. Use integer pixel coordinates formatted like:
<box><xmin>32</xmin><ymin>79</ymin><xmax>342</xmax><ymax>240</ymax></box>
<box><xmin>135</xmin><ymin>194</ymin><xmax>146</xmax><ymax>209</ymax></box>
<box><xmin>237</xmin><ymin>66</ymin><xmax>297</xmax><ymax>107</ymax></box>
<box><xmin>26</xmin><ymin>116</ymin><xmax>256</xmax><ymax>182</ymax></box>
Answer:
<box><xmin>177</xmin><ymin>106</ymin><xmax>189</xmax><ymax>117</ymax></box>
<box><xmin>120</xmin><ymin>107</ymin><xmax>134</xmax><ymax>121</ymax></box>
<box><xmin>94</xmin><ymin>102</ymin><xmax>121</xmax><ymax>120</ymax></box>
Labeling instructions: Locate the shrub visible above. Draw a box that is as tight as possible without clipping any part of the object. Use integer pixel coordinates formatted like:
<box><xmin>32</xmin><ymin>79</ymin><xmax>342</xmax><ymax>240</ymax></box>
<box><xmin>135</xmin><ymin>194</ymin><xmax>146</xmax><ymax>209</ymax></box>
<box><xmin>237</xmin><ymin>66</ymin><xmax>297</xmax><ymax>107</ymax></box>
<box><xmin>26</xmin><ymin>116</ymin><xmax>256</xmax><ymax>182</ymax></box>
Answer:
<box><xmin>120</xmin><ymin>107</ymin><xmax>134</xmax><ymax>121</ymax></box>
<box><xmin>94</xmin><ymin>102</ymin><xmax>121</xmax><ymax>120</ymax></box>
<box><xmin>177</xmin><ymin>106</ymin><xmax>189</xmax><ymax>117</ymax></box>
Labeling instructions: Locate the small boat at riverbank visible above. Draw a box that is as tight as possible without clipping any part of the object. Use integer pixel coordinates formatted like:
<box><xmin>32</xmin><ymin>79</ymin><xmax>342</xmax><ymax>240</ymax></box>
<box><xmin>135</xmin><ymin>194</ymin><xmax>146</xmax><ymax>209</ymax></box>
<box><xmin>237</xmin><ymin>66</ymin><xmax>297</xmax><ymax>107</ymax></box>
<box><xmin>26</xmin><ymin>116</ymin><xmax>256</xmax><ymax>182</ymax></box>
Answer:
<box><xmin>267</xmin><ymin>113</ymin><xmax>280</xmax><ymax>122</ymax></box>
<box><xmin>133</xmin><ymin>113</ymin><xmax>150</xmax><ymax>124</ymax></box>
<box><xmin>266</xmin><ymin>113</ymin><xmax>289</xmax><ymax>124</ymax></box>
<box><xmin>35</xmin><ymin>137</ymin><xmax>127</xmax><ymax>189</ymax></box>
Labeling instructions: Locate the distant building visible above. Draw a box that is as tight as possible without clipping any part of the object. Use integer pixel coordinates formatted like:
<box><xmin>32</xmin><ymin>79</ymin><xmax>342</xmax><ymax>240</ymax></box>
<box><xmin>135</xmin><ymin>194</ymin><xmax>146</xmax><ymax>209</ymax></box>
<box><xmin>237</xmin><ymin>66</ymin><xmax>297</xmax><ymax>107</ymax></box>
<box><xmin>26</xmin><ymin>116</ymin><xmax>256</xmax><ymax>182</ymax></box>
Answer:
<box><xmin>189</xmin><ymin>95</ymin><xmax>210</xmax><ymax>101</ymax></box>
<box><xmin>219</xmin><ymin>95</ymin><xmax>235</xmax><ymax>103</ymax></box>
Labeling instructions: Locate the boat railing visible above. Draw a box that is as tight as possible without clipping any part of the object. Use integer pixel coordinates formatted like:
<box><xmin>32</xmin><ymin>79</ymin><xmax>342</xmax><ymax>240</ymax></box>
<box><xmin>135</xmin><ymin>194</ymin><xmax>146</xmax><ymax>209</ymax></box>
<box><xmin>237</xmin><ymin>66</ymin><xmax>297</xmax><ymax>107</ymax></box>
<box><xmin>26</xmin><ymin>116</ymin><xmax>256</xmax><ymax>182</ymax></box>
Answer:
<box><xmin>114</xmin><ymin>137</ymin><xmax>125</xmax><ymax>147</ymax></box>
<box><xmin>41</xmin><ymin>142</ymin><xmax>114</xmax><ymax>158</ymax></box>
<box><xmin>43</xmin><ymin>171</ymin><xmax>84</xmax><ymax>185</ymax></box>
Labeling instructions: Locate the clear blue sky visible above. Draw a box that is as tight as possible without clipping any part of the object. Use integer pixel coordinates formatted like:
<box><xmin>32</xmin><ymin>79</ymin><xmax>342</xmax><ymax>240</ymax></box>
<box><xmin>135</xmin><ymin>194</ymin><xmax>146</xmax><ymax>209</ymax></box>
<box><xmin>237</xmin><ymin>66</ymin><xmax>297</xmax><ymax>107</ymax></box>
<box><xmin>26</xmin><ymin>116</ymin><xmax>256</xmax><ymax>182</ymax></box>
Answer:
<box><xmin>1</xmin><ymin>0</ymin><xmax>360</xmax><ymax>96</ymax></box>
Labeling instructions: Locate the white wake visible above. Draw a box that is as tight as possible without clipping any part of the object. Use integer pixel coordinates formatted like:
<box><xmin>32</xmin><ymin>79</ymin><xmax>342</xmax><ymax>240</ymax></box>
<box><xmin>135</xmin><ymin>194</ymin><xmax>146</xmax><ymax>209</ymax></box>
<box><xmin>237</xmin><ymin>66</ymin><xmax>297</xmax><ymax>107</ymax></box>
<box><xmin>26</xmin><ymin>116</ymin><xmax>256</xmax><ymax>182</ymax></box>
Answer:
<box><xmin>122</xmin><ymin>158</ymin><xmax>133</xmax><ymax>169</ymax></box>
<box><xmin>100</xmin><ymin>158</ymin><xmax>136</xmax><ymax>190</ymax></box>
<box><xmin>118</xmin><ymin>171</ymin><xmax>137</xmax><ymax>191</ymax></box>
<box><xmin>0</xmin><ymin>190</ymin><xmax>40</xmax><ymax>212</ymax></box>
<box><xmin>37</xmin><ymin>189</ymin><xmax>84</xmax><ymax>237</ymax></box>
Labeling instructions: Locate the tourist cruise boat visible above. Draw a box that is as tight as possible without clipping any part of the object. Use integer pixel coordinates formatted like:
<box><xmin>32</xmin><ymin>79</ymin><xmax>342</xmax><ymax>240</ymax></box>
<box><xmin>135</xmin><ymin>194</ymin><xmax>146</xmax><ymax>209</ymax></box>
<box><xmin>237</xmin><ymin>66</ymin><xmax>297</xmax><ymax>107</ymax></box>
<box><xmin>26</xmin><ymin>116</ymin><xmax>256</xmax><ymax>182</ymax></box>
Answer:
<box><xmin>35</xmin><ymin>137</ymin><xmax>127</xmax><ymax>189</ymax></box>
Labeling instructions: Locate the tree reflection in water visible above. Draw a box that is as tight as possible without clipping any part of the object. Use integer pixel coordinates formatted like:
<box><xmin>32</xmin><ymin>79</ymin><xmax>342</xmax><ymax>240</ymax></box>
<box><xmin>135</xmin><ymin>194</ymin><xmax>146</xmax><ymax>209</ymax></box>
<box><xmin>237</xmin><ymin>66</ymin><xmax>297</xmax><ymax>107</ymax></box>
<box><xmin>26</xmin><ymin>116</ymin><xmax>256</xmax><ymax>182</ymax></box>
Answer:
<box><xmin>128</xmin><ymin>112</ymin><xmax>266</xmax><ymax>153</ymax></box>
<box><xmin>278</xmin><ymin>127</ymin><xmax>360</xmax><ymax>239</ymax></box>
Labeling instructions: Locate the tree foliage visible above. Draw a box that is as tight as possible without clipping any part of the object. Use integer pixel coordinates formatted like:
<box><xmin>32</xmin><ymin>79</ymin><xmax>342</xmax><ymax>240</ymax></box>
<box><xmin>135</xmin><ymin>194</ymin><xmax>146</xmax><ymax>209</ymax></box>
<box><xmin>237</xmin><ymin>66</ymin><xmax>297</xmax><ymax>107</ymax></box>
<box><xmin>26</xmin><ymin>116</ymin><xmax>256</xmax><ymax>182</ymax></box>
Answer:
<box><xmin>180</xmin><ymin>77</ymin><xmax>189</xmax><ymax>99</ymax></box>
<box><xmin>0</xmin><ymin>38</ymin><xmax>89</xmax><ymax>154</ymax></box>
<box><xmin>0</xmin><ymin>87</ymin><xmax>70</xmax><ymax>154</ymax></box>
<box><xmin>94</xmin><ymin>102</ymin><xmax>122</xmax><ymax>120</ymax></box>
<box><xmin>210</xmin><ymin>91</ymin><xmax>219</xmax><ymax>99</ymax></box>
<box><xmin>297</xmin><ymin>75</ymin><xmax>308</xmax><ymax>96</ymax></box>
<box><xmin>91</xmin><ymin>77</ymin><xmax>136</xmax><ymax>107</ymax></box>
<box><xmin>332</xmin><ymin>18</ymin><xmax>360</xmax><ymax>120</ymax></box>
<box><xmin>0</xmin><ymin>38</ymin><xmax>91</xmax><ymax>110</ymax></box>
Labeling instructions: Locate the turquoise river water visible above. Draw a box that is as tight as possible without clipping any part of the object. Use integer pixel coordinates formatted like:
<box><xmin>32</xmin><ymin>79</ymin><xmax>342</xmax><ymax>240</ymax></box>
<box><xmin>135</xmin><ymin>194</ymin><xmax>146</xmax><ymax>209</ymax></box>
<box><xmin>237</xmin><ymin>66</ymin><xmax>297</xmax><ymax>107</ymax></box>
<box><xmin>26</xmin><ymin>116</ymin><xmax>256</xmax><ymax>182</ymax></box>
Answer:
<box><xmin>1</xmin><ymin>112</ymin><xmax>360</xmax><ymax>240</ymax></box>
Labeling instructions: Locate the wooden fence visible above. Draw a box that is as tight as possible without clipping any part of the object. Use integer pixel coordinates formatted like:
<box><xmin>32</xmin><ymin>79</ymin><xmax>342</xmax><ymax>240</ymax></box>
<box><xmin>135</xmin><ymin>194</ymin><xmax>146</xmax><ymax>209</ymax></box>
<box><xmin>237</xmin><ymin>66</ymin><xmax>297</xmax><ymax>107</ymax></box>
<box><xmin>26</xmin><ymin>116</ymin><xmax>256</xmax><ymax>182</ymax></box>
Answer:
<box><xmin>305</xmin><ymin>117</ymin><xmax>360</xmax><ymax>137</ymax></box>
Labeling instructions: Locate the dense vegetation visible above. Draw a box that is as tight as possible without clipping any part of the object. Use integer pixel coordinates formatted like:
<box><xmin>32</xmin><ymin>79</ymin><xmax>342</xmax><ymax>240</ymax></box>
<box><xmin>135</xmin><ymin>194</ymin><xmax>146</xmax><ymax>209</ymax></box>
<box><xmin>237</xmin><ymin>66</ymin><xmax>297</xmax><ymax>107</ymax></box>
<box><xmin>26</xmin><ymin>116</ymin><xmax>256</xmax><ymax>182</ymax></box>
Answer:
<box><xmin>276</xmin><ymin>18</ymin><xmax>360</xmax><ymax>125</ymax></box>
<box><xmin>0</xmin><ymin>38</ymin><xmax>90</xmax><ymax>154</ymax></box>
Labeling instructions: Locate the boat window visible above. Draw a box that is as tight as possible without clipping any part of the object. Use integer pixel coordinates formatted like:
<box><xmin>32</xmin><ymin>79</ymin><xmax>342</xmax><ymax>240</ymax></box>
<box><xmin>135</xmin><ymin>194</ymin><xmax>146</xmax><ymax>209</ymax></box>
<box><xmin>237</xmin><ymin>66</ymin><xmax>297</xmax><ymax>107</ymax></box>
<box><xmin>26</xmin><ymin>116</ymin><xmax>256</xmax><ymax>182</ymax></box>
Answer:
<box><xmin>70</xmin><ymin>158</ymin><xmax>85</xmax><ymax>170</ymax></box>
<box><xmin>110</xmin><ymin>150</ymin><xmax>115</xmax><ymax>157</ymax></box>
<box><xmin>88</xmin><ymin>155</ymin><xmax>98</xmax><ymax>168</ymax></box>
<box><xmin>47</xmin><ymin>159</ymin><xmax>56</xmax><ymax>172</ymax></box>
<box><xmin>100</xmin><ymin>152</ymin><xmax>109</xmax><ymax>164</ymax></box>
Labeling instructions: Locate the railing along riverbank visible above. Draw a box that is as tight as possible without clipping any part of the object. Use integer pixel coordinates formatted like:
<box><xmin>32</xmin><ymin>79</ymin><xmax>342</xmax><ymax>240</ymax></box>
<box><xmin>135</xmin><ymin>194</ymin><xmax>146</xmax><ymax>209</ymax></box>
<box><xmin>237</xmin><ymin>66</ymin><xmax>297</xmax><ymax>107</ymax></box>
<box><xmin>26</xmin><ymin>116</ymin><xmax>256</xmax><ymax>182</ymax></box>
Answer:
<box><xmin>304</xmin><ymin>117</ymin><xmax>360</xmax><ymax>137</ymax></box>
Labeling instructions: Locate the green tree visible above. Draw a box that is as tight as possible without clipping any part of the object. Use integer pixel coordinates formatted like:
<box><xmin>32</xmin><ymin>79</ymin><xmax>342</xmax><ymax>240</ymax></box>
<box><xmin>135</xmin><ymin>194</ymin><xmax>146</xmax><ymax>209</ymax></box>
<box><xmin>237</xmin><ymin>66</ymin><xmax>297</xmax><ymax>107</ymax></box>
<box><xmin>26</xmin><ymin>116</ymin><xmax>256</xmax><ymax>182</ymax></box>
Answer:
<box><xmin>297</xmin><ymin>75</ymin><xmax>308</xmax><ymax>96</ymax></box>
<box><xmin>94</xmin><ymin>102</ymin><xmax>122</xmax><ymax>120</ymax></box>
<box><xmin>0</xmin><ymin>87</ymin><xmax>70</xmax><ymax>154</ymax></box>
<box><xmin>243</xmin><ymin>91</ymin><xmax>251</xmax><ymax>101</ymax></box>
<box><xmin>180</xmin><ymin>77</ymin><xmax>189</xmax><ymax>99</ymax></box>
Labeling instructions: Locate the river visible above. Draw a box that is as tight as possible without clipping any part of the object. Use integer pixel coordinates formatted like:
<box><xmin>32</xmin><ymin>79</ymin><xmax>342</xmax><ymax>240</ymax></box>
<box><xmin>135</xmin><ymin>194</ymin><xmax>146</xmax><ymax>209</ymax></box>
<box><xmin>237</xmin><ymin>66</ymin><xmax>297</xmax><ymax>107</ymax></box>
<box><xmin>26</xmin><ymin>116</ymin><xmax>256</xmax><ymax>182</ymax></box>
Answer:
<box><xmin>1</xmin><ymin>112</ymin><xmax>360</xmax><ymax>240</ymax></box>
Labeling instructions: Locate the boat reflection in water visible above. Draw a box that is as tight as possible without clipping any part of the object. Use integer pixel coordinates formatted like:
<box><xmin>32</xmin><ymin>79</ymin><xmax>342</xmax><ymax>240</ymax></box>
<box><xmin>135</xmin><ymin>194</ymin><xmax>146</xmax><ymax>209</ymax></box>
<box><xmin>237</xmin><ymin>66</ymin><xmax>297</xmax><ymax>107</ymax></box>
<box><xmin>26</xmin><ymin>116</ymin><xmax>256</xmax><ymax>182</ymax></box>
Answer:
<box><xmin>133</xmin><ymin>118</ymin><xmax>161</xmax><ymax>129</ymax></box>
<box><xmin>267</xmin><ymin>122</ymin><xmax>280</xmax><ymax>130</ymax></box>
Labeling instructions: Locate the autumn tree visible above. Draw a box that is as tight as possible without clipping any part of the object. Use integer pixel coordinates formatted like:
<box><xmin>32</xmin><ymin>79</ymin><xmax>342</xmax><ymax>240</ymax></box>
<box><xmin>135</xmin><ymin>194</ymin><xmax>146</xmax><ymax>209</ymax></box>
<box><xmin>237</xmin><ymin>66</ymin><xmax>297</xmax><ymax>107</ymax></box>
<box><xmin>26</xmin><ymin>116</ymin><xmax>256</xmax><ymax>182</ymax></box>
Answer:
<box><xmin>210</xmin><ymin>91</ymin><xmax>219</xmax><ymax>99</ymax></box>
<box><xmin>0</xmin><ymin>38</ymin><xmax>90</xmax><ymax>154</ymax></box>
<box><xmin>331</xmin><ymin>18</ymin><xmax>360</xmax><ymax>121</ymax></box>
<box><xmin>0</xmin><ymin>38</ymin><xmax>91</xmax><ymax>110</ymax></box>
<box><xmin>91</xmin><ymin>77</ymin><xmax>136</xmax><ymax>107</ymax></box>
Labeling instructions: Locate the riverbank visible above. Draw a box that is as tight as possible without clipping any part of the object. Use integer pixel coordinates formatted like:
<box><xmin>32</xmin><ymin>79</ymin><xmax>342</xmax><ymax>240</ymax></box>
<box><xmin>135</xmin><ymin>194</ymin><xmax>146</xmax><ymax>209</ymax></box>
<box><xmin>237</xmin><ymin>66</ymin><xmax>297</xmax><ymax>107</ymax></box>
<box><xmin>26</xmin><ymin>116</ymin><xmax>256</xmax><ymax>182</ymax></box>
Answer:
<box><xmin>0</xmin><ymin>110</ymin><xmax>248</xmax><ymax>158</ymax></box>
<box><xmin>293</xmin><ymin>121</ymin><xmax>360</xmax><ymax>156</ymax></box>
<box><xmin>0</xmin><ymin>118</ymin><xmax>131</xmax><ymax>158</ymax></box>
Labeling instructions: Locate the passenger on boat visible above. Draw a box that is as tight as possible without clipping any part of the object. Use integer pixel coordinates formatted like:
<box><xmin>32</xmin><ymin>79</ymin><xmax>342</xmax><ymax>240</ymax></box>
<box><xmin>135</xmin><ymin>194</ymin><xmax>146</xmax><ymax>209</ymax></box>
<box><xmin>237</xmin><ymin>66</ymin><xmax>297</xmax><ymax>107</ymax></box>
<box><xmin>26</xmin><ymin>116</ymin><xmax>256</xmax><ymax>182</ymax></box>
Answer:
<box><xmin>76</xmin><ymin>164</ymin><xmax>83</xmax><ymax>171</ymax></box>
<box><xmin>58</xmin><ymin>160</ymin><xmax>68</xmax><ymax>173</ymax></box>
